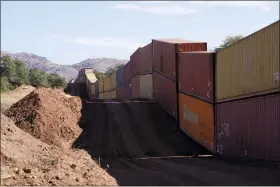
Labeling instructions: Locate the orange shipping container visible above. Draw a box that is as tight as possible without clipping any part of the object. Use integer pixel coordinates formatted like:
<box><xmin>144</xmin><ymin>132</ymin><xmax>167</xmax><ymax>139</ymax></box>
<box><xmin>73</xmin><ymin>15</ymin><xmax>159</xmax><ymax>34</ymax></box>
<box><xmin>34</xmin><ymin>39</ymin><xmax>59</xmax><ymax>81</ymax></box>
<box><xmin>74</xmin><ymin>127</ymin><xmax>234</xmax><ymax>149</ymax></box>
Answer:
<box><xmin>179</xmin><ymin>92</ymin><xmax>214</xmax><ymax>152</ymax></box>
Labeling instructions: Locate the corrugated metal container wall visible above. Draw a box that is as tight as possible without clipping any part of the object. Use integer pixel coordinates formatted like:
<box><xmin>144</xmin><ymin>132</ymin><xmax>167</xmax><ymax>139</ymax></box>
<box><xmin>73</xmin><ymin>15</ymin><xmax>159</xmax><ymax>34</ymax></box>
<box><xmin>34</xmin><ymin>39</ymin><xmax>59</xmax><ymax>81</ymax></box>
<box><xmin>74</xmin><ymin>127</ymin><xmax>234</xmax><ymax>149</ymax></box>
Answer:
<box><xmin>123</xmin><ymin>61</ymin><xmax>131</xmax><ymax>85</ymax></box>
<box><xmin>116</xmin><ymin>67</ymin><xmax>124</xmax><ymax>88</ymax></box>
<box><xmin>99</xmin><ymin>93</ymin><xmax>104</xmax><ymax>99</ymax></box>
<box><xmin>216</xmin><ymin>93</ymin><xmax>280</xmax><ymax>162</ymax></box>
<box><xmin>131</xmin><ymin>75</ymin><xmax>140</xmax><ymax>99</ymax></box>
<box><xmin>140</xmin><ymin>74</ymin><xmax>153</xmax><ymax>99</ymax></box>
<box><xmin>110</xmin><ymin>71</ymin><xmax>117</xmax><ymax>90</ymax></box>
<box><xmin>130</xmin><ymin>48</ymin><xmax>141</xmax><ymax>77</ymax></box>
<box><xmin>123</xmin><ymin>83</ymin><xmax>132</xmax><ymax>100</ymax></box>
<box><xmin>111</xmin><ymin>90</ymin><xmax>116</xmax><ymax>99</ymax></box>
<box><xmin>216</xmin><ymin>21</ymin><xmax>280</xmax><ymax>102</ymax></box>
<box><xmin>179</xmin><ymin>93</ymin><xmax>214</xmax><ymax>152</ymax></box>
<box><xmin>152</xmin><ymin>39</ymin><xmax>207</xmax><ymax>81</ymax></box>
<box><xmin>178</xmin><ymin>52</ymin><xmax>214</xmax><ymax>103</ymax></box>
<box><xmin>95</xmin><ymin>81</ymin><xmax>99</xmax><ymax>99</ymax></box>
<box><xmin>99</xmin><ymin>79</ymin><xmax>104</xmax><ymax>93</ymax></box>
<box><xmin>104</xmin><ymin>77</ymin><xmax>111</xmax><ymax>92</ymax></box>
<box><xmin>139</xmin><ymin>43</ymin><xmax>153</xmax><ymax>74</ymax></box>
<box><xmin>153</xmin><ymin>71</ymin><xmax>177</xmax><ymax>119</ymax></box>
<box><xmin>103</xmin><ymin>91</ymin><xmax>110</xmax><ymax>99</ymax></box>
<box><xmin>116</xmin><ymin>86</ymin><xmax>123</xmax><ymax>100</ymax></box>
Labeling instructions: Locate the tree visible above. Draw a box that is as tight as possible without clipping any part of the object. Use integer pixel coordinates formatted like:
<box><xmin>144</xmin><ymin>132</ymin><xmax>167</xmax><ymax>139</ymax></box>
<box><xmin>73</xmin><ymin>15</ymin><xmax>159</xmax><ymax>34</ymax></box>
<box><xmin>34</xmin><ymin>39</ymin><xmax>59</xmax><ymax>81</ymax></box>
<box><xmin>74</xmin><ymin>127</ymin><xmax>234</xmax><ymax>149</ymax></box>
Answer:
<box><xmin>105</xmin><ymin>64</ymin><xmax>124</xmax><ymax>76</ymax></box>
<box><xmin>47</xmin><ymin>73</ymin><xmax>67</xmax><ymax>88</ymax></box>
<box><xmin>29</xmin><ymin>68</ymin><xmax>49</xmax><ymax>87</ymax></box>
<box><xmin>0</xmin><ymin>76</ymin><xmax>10</xmax><ymax>92</ymax></box>
<box><xmin>14</xmin><ymin>59</ymin><xmax>29</xmax><ymax>86</ymax></box>
<box><xmin>0</xmin><ymin>56</ymin><xmax>16</xmax><ymax>84</ymax></box>
<box><xmin>214</xmin><ymin>35</ymin><xmax>244</xmax><ymax>52</ymax></box>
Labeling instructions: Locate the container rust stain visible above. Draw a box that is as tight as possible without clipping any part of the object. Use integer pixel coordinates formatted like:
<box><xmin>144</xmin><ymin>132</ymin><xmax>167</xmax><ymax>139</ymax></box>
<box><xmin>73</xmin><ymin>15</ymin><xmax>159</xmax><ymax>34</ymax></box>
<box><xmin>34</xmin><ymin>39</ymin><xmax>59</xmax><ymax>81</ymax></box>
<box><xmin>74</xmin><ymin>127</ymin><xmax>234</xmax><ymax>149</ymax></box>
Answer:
<box><xmin>179</xmin><ymin>93</ymin><xmax>214</xmax><ymax>152</ymax></box>
<box><xmin>178</xmin><ymin>52</ymin><xmax>214</xmax><ymax>103</ymax></box>
<box><xmin>216</xmin><ymin>93</ymin><xmax>280</xmax><ymax>162</ymax></box>
<box><xmin>152</xmin><ymin>39</ymin><xmax>207</xmax><ymax>81</ymax></box>
<box><xmin>216</xmin><ymin>21</ymin><xmax>280</xmax><ymax>102</ymax></box>
<box><xmin>153</xmin><ymin>71</ymin><xmax>177</xmax><ymax>119</ymax></box>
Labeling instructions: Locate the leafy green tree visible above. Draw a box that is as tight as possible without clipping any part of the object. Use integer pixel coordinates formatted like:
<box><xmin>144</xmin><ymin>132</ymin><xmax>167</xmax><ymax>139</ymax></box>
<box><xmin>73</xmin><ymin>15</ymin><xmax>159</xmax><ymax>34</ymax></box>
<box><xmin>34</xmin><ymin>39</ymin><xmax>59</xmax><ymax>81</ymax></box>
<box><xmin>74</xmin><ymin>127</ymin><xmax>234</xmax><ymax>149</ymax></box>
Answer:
<box><xmin>0</xmin><ymin>56</ymin><xmax>16</xmax><ymax>84</ymax></box>
<box><xmin>0</xmin><ymin>76</ymin><xmax>10</xmax><ymax>92</ymax></box>
<box><xmin>105</xmin><ymin>64</ymin><xmax>124</xmax><ymax>76</ymax></box>
<box><xmin>47</xmin><ymin>73</ymin><xmax>67</xmax><ymax>88</ymax></box>
<box><xmin>29</xmin><ymin>68</ymin><xmax>49</xmax><ymax>87</ymax></box>
<box><xmin>214</xmin><ymin>35</ymin><xmax>244</xmax><ymax>52</ymax></box>
<box><xmin>14</xmin><ymin>59</ymin><xmax>29</xmax><ymax>86</ymax></box>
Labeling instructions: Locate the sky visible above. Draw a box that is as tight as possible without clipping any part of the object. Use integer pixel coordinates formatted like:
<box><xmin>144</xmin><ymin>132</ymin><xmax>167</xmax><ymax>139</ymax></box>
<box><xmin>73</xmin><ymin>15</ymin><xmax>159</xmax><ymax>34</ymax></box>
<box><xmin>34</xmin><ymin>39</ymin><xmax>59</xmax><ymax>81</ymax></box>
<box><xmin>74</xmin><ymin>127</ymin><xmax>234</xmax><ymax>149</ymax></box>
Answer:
<box><xmin>1</xmin><ymin>1</ymin><xmax>279</xmax><ymax>65</ymax></box>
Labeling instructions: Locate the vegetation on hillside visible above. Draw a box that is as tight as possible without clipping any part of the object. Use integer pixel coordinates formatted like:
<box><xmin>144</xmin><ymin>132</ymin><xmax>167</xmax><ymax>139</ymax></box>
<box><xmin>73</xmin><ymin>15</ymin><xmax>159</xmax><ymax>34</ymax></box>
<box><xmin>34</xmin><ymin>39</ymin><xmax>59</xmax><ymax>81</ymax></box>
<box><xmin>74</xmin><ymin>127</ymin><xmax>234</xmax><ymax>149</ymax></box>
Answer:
<box><xmin>0</xmin><ymin>56</ymin><xmax>67</xmax><ymax>92</ymax></box>
<box><xmin>105</xmin><ymin>64</ymin><xmax>124</xmax><ymax>76</ymax></box>
<box><xmin>214</xmin><ymin>35</ymin><xmax>244</xmax><ymax>52</ymax></box>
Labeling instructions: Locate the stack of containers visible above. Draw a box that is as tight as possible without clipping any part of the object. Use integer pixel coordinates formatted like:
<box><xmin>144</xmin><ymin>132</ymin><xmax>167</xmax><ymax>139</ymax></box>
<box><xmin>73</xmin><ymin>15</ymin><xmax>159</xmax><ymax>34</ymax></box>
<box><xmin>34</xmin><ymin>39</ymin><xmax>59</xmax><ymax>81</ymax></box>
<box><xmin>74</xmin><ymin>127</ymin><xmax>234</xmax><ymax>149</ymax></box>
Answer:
<box><xmin>95</xmin><ymin>80</ymin><xmax>99</xmax><ymax>99</ymax></box>
<box><xmin>152</xmin><ymin>39</ymin><xmax>207</xmax><ymax>120</ymax></box>
<box><xmin>116</xmin><ymin>67</ymin><xmax>124</xmax><ymax>100</ymax></box>
<box><xmin>103</xmin><ymin>76</ymin><xmax>111</xmax><ymax>99</ymax></box>
<box><xmin>110</xmin><ymin>71</ymin><xmax>117</xmax><ymax>99</ymax></box>
<box><xmin>123</xmin><ymin>61</ymin><xmax>132</xmax><ymax>100</ymax></box>
<box><xmin>215</xmin><ymin>20</ymin><xmax>280</xmax><ymax>161</ymax></box>
<box><xmin>178</xmin><ymin>52</ymin><xmax>215</xmax><ymax>152</ymax></box>
<box><xmin>130</xmin><ymin>48</ymin><xmax>141</xmax><ymax>99</ymax></box>
<box><xmin>99</xmin><ymin>78</ymin><xmax>104</xmax><ymax>99</ymax></box>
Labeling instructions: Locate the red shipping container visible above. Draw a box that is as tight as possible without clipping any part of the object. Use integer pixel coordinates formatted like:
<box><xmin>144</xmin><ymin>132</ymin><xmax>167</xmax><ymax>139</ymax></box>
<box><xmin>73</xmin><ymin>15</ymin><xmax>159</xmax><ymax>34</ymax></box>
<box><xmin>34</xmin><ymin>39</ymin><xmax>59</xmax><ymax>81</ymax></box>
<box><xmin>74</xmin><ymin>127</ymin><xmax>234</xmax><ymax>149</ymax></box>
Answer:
<box><xmin>153</xmin><ymin>71</ymin><xmax>177</xmax><ymax>119</ymax></box>
<box><xmin>152</xmin><ymin>39</ymin><xmax>207</xmax><ymax>81</ymax></box>
<box><xmin>116</xmin><ymin>86</ymin><xmax>123</xmax><ymax>100</ymax></box>
<box><xmin>216</xmin><ymin>93</ymin><xmax>280</xmax><ymax>162</ymax></box>
<box><xmin>131</xmin><ymin>74</ymin><xmax>140</xmax><ymax>99</ymax></box>
<box><xmin>139</xmin><ymin>43</ymin><xmax>153</xmax><ymax>74</ymax></box>
<box><xmin>123</xmin><ymin>61</ymin><xmax>132</xmax><ymax>85</ymax></box>
<box><xmin>178</xmin><ymin>52</ymin><xmax>214</xmax><ymax>103</ymax></box>
<box><xmin>130</xmin><ymin>48</ymin><xmax>141</xmax><ymax>77</ymax></box>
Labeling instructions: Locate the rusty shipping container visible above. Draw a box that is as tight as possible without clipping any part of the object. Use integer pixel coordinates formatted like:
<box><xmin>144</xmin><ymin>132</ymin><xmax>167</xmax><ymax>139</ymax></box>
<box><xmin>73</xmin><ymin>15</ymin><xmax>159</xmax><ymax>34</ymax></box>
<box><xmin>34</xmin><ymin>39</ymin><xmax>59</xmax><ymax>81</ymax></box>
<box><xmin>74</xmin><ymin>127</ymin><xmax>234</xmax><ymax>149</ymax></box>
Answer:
<box><xmin>140</xmin><ymin>74</ymin><xmax>153</xmax><ymax>99</ymax></box>
<box><xmin>104</xmin><ymin>77</ymin><xmax>111</xmax><ymax>92</ymax></box>
<box><xmin>111</xmin><ymin>90</ymin><xmax>116</xmax><ymax>99</ymax></box>
<box><xmin>110</xmin><ymin>71</ymin><xmax>117</xmax><ymax>90</ymax></box>
<box><xmin>116</xmin><ymin>86</ymin><xmax>123</xmax><ymax>100</ymax></box>
<box><xmin>99</xmin><ymin>79</ymin><xmax>104</xmax><ymax>94</ymax></box>
<box><xmin>153</xmin><ymin>71</ymin><xmax>177</xmax><ymax>119</ymax></box>
<box><xmin>130</xmin><ymin>48</ymin><xmax>141</xmax><ymax>77</ymax></box>
<box><xmin>139</xmin><ymin>43</ymin><xmax>153</xmax><ymax>74</ymax></box>
<box><xmin>103</xmin><ymin>91</ymin><xmax>111</xmax><ymax>99</ymax></box>
<box><xmin>152</xmin><ymin>38</ymin><xmax>207</xmax><ymax>81</ymax></box>
<box><xmin>123</xmin><ymin>82</ymin><xmax>132</xmax><ymax>100</ymax></box>
<box><xmin>116</xmin><ymin>66</ymin><xmax>124</xmax><ymax>88</ymax></box>
<box><xmin>178</xmin><ymin>52</ymin><xmax>214</xmax><ymax>103</ymax></box>
<box><xmin>131</xmin><ymin>75</ymin><xmax>140</xmax><ymax>99</ymax></box>
<box><xmin>179</xmin><ymin>93</ymin><xmax>214</xmax><ymax>152</ymax></box>
<box><xmin>95</xmin><ymin>81</ymin><xmax>99</xmax><ymax>99</ymax></box>
<box><xmin>216</xmin><ymin>21</ymin><xmax>280</xmax><ymax>102</ymax></box>
<box><xmin>123</xmin><ymin>61</ymin><xmax>132</xmax><ymax>85</ymax></box>
<box><xmin>216</xmin><ymin>93</ymin><xmax>280</xmax><ymax>162</ymax></box>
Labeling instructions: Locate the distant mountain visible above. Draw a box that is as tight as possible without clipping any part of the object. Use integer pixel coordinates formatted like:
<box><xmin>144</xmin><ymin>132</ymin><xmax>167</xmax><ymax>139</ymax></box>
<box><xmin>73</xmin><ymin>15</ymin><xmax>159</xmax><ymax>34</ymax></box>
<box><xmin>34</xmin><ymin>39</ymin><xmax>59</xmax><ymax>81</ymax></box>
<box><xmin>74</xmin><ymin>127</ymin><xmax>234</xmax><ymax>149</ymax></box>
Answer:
<box><xmin>69</xmin><ymin>58</ymin><xmax>128</xmax><ymax>73</ymax></box>
<box><xmin>1</xmin><ymin>51</ymin><xmax>128</xmax><ymax>81</ymax></box>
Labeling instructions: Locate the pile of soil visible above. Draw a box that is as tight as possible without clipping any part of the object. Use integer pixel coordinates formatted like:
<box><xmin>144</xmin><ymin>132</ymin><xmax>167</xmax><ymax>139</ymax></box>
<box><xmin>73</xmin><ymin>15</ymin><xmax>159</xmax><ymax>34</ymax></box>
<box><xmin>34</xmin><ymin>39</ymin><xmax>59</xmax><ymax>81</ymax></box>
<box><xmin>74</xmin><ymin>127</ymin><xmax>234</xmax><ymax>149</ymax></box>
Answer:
<box><xmin>4</xmin><ymin>88</ymin><xmax>82</xmax><ymax>147</ymax></box>
<box><xmin>1</xmin><ymin>114</ymin><xmax>117</xmax><ymax>186</ymax></box>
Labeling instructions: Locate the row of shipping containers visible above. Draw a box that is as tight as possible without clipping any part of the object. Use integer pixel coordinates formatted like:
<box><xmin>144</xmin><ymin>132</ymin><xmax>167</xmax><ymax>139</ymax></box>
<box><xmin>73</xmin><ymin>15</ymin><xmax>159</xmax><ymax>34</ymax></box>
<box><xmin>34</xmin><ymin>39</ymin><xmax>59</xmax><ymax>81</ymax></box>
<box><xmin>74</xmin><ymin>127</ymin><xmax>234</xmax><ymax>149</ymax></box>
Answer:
<box><xmin>79</xmin><ymin>20</ymin><xmax>279</xmax><ymax>162</ymax></box>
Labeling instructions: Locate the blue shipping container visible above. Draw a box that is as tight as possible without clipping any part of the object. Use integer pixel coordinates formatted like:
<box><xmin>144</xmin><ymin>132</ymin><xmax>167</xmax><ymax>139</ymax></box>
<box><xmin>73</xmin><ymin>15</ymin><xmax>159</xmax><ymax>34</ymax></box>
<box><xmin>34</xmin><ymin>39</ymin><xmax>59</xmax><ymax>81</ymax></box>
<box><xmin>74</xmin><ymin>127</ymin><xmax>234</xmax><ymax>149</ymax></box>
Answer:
<box><xmin>116</xmin><ymin>67</ymin><xmax>124</xmax><ymax>88</ymax></box>
<box><xmin>123</xmin><ymin>82</ymin><xmax>132</xmax><ymax>100</ymax></box>
<box><xmin>95</xmin><ymin>81</ymin><xmax>99</xmax><ymax>99</ymax></box>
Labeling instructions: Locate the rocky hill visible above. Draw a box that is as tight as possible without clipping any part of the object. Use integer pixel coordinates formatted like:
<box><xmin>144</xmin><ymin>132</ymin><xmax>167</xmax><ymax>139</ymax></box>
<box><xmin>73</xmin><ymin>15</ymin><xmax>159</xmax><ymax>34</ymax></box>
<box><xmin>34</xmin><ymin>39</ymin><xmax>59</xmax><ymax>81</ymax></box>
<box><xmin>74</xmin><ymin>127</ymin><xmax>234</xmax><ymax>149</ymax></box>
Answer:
<box><xmin>1</xmin><ymin>51</ymin><xmax>128</xmax><ymax>81</ymax></box>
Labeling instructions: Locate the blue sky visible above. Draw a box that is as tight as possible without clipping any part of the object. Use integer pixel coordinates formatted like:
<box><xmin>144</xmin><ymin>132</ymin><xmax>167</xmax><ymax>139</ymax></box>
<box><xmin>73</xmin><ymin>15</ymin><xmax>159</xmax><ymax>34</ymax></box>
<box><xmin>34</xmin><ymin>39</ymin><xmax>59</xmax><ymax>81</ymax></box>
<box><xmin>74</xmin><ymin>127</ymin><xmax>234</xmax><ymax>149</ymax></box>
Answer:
<box><xmin>1</xmin><ymin>1</ymin><xmax>279</xmax><ymax>65</ymax></box>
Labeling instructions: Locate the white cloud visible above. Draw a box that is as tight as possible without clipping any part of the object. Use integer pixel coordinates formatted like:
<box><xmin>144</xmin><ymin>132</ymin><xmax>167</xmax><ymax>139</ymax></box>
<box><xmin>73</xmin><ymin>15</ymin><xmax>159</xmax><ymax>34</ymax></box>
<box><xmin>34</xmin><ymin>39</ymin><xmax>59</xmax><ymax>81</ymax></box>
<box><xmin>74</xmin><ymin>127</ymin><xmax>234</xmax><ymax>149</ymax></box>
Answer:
<box><xmin>113</xmin><ymin>2</ymin><xmax>197</xmax><ymax>15</ymax></box>
<box><xmin>188</xmin><ymin>1</ymin><xmax>276</xmax><ymax>12</ymax></box>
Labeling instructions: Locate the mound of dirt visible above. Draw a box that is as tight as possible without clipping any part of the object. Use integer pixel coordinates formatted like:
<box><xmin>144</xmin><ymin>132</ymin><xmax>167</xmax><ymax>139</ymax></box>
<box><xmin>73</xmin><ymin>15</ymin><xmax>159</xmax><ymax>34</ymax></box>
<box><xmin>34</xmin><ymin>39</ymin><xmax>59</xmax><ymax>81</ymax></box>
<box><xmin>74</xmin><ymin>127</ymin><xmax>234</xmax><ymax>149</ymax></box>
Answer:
<box><xmin>1</xmin><ymin>114</ymin><xmax>118</xmax><ymax>186</ymax></box>
<box><xmin>4</xmin><ymin>88</ymin><xmax>82</xmax><ymax>147</ymax></box>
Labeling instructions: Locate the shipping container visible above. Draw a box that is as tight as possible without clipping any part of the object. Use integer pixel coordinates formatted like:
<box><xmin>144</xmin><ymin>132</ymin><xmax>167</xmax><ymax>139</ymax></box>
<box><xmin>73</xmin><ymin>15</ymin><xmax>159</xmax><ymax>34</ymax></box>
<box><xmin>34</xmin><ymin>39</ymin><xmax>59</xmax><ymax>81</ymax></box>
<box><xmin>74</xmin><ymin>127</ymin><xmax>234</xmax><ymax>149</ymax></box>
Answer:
<box><xmin>178</xmin><ymin>52</ymin><xmax>214</xmax><ymax>103</ymax></box>
<box><xmin>116</xmin><ymin>86</ymin><xmax>123</xmax><ymax>100</ymax></box>
<box><xmin>179</xmin><ymin>93</ymin><xmax>214</xmax><ymax>152</ymax></box>
<box><xmin>153</xmin><ymin>71</ymin><xmax>177</xmax><ymax>119</ymax></box>
<box><xmin>130</xmin><ymin>48</ymin><xmax>141</xmax><ymax>77</ymax></box>
<box><xmin>95</xmin><ymin>81</ymin><xmax>99</xmax><ymax>99</ymax></box>
<box><xmin>99</xmin><ymin>93</ymin><xmax>104</xmax><ymax>99</ymax></box>
<box><xmin>123</xmin><ymin>61</ymin><xmax>132</xmax><ymax>85</ymax></box>
<box><xmin>153</xmin><ymin>38</ymin><xmax>207</xmax><ymax>81</ymax></box>
<box><xmin>104</xmin><ymin>77</ymin><xmax>111</xmax><ymax>92</ymax></box>
<box><xmin>216</xmin><ymin>93</ymin><xmax>280</xmax><ymax>162</ymax></box>
<box><xmin>99</xmin><ymin>79</ymin><xmax>104</xmax><ymax>93</ymax></box>
<box><xmin>131</xmin><ymin>75</ymin><xmax>140</xmax><ymax>99</ymax></box>
<box><xmin>116</xmin><ymin>67</ymin><xmax>124</xmax><ymax>88</ymax></box>
<box><xmin>139</xmin><ymin>43</ymin><xmax>153</xmax><ymax>74</ymax></box>
<box><xmin>123</xmin><ymin>82</ymin><xmax>132</xmax><ymax>100</ymax></box>
<box><xmin>111</xmin><ymin>90</ymin><xmax>116</xmax><ymax>99</ymax></box>
<box><xmin>103</xmin><ymin>91</ymin><xmax>110</xmax><ymax>99</ymax></box>
<box><xmin>110</xmin><ymin>71</ymin><xmax>117</xmax><ymax>90</ymax></box>
<box><xmin>139</xmin><ymin>74</ymin><xmax>153</xmax><ymax>99</ymax></box>
<box><xmin>216</xmin><ymin>21</ymin><xmax>280</xmax><ymax>102</ymax></box>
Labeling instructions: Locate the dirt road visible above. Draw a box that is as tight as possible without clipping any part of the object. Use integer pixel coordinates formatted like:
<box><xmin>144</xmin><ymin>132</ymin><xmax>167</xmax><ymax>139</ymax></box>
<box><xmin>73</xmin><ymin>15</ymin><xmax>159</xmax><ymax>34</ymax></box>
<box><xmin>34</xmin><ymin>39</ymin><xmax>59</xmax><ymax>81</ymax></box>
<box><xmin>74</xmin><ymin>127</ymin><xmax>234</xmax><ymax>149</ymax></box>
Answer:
<box><xmin>74</xmin><ymin>100</ymin><xmax>280</xmax><ymax>186</ymax></box>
